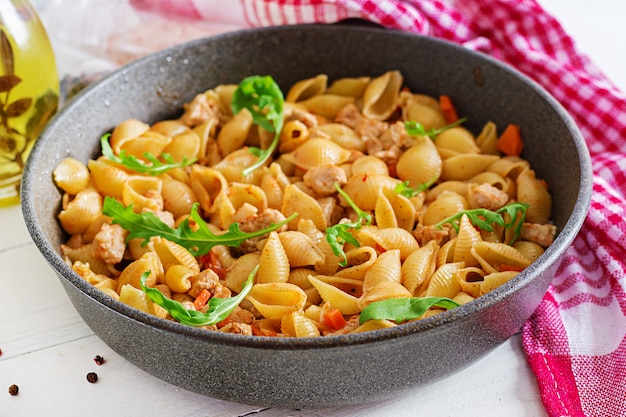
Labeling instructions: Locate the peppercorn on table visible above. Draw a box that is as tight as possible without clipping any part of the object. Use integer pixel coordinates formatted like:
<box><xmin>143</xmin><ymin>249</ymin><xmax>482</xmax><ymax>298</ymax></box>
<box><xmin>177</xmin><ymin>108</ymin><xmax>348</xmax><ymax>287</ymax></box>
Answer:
<box><xmin>1</xmin><ymin>1</ymin><xmax>624</xmax><ymax>416</ymax></box>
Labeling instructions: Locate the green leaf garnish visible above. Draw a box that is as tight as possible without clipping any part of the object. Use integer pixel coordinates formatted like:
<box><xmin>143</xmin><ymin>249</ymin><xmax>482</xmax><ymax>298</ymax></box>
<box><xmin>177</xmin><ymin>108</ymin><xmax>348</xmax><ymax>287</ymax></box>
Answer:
<box><xmin>140</xmin><ymin>266</ymin><xmax>257</xmax><ymax>327</ymax></box>
<box><xmin>394</xmin><ymin>175</ymin><xmax>438</xmax><ymax>198</ymax></box>
<box><xmin>231</xmin><ymin>75</ymin><xmax>284</xmax><ymax>176</ymax></box>
<box><xmin>359</xmin><ymin>297</ymin><xmax>460</xmax><ymax>324</ymax></box>
<box><xmin>102</xmin><ymin>196</ymin><xmax>297</xmax><ymax>257</ymax></box>
<box><xmin>100</xmin><ymin>134</ymin><xmax>195</xmax><ymax>175</ymax></box>
<box><xmin>433</xmin><ymin>202</ymin><xmax>529</xmax><ymax>244</ymax></box>
<box><xmin>325</xmin><ymin>183</ymin><xmax>372</xmax><ymax>267</ymax></box>
<box><xmin>404</xmin><ymin>116</ymin><xmax>468</xmax><ymax>140</ymax></box>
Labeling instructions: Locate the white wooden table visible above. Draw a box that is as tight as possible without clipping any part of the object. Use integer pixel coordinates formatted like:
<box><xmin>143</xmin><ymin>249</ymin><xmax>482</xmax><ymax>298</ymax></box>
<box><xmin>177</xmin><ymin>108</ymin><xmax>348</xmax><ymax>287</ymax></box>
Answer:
<box><xmin>1</xmin><ymin>1</ymin><xmax>624</xmax><ymax>416</ymax></box>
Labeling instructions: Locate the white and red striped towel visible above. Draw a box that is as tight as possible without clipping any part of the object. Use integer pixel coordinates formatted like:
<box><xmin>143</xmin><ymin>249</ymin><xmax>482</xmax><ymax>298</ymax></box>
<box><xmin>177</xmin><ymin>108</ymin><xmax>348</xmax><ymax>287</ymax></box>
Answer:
<box><xmin>127</xmin><ymin>1</ymin><xmax>626</xmax><ymax>415</ymax></box>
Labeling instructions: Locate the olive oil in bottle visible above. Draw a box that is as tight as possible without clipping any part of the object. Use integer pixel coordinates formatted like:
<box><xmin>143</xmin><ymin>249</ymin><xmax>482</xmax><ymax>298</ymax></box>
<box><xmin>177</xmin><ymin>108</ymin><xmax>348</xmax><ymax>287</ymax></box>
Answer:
<box><xmin>0</xmin><ymin>0</ymin><xmax>58</xmax><ymax>205</ymax></box>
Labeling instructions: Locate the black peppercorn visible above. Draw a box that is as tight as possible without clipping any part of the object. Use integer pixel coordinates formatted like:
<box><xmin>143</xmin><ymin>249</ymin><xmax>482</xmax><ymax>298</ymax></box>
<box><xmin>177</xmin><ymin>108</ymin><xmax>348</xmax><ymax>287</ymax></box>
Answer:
<box><xmin>86</xmin><ymin>372</ymin><xmax>98</xmax><ymax>383</ymax></box>
<box><xmin>8</xmin><ymin>384</ymin><xmax>19</xmax><ymax>396</ymax></box>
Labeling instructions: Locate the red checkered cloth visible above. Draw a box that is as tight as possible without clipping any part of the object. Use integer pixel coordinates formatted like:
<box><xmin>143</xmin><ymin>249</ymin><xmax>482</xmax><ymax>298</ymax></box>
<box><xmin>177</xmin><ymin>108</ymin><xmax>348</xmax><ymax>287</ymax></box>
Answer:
<box><xmin>131</xmin><ymin>1</ymin><xmax>626</xmax><ymax>415</ymax></box>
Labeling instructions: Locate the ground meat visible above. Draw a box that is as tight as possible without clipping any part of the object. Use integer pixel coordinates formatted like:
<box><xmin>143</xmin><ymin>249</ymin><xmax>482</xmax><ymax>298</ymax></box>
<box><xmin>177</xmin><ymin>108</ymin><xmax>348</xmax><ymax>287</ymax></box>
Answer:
<box><xmin>180</xmin><ymin>93</ymin><xmax>221</xmax><ymax>128</ymax></box>
<box><xmin>520</xmin><ymin>223</ymin><xmax>557</xmax><ymax>247</ymax></box>
<box><xmin>467</xmin><ymin>183</ymin><xmax>510</xmax><ymax>211</ymax></box>
<box><xmin>219</xmin><ymin>322</ymin><xmax>253</xmax><ymax>335</ymax></box>
<box><xmin>303</xmin><ymin>165</ymin><xmax>347</xmax><ymax>196</ymax></box>
<box><xmin>413</xmin><ymin>224</ymin><xmax>451</xmax><ymax>246</ymax></box>
<box><xmin>322</xmin><ymin>315</ymin><xmax>361</xmax><ymax>336</ymax></box>
<box><xmin>335</xmin><ymin>104</ymin><xmax>388</xmax><ymax>140</ymax></box>
<box><xmin>236</xmin><ymin>209</ymin><xmax>288</xmax><ymax>253</ymax></box>
<box><xmin>285</xmin><ymin>105</ymin><xmax>319</xmax><ymax>128</ymax></box>
<box><xmin>378</xmin><ymin>120</ymin><xmax>413</xmax><ymax>149</ymax></box>
<box><xmin>93</xmin><ymin>223</ymin><xmax>127</xmax><ymax>264</ymax></box>
<box><xmin>189</xmin><ymin>268</ymin><xmax>231</xmax><ymax>299</ymax></box>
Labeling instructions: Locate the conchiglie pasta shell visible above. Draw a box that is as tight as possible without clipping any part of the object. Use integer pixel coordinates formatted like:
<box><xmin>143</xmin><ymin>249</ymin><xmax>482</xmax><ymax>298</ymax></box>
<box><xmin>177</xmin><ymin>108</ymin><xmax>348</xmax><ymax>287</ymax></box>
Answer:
<box><xmin>424</xmin><ymin>262</ymin><xmax>463</xmax><ymax>299</ymax></box>
<box><xmin>160</xmin><ymin>174</ymin><xmax>198</xmax><ymax>219</ymax></box>
<box><xmin>440</xmin><ymin>154</ymin><xmax>500</xmax><ymax>181</ymax></box>
<box><xmin>400</xmin><ymin>92</ymin><xmax>446</xmax><ymax>132</ymax></box>
<box><xmin>396</xmin><ymin>139</ymin><xmax>442</xmax><ymax>188</ymax></box>
<box><xmin>480</xmin><ymin>271</ymin><xmax>519</xmax><ymax>294</ymax></box>
<box><xmin>53</xmin><ymin>158</ymin><xmax>90</xmax><ymax>195</ymax></box>
<box><xmin>362</xmin><ymin>249</ymin><xmax>402</xmax><ymax>291</ymax></box>
<box><xmin>361</xmin><ymin>70</ymin><xmax>403</xmax><ymax>120</ymax></box>
<box><xmin>358</xmin><ymin>227</ymin><xmax>419</xmax><ymax>261</ymax></box>
<box><xmin>58</xmin><ymin>188</ymin><xmax>102</xmax><ymax>235</ymax></box>
<box><xmin>152</xmin><ymin>237</ymin><xmax>199</xmax><ymax>273</ymax></box>
<box><xmin>300</xmin><ymin>94</ymin><xmax>355</xmax><ymax>120</ymax></box>
<box><xmin>313</xmin><ymin>275</ymin><xmax>364</xmax><ymax>298</ymax></box>
<box><xmin>422</xmin><ymin>191</ymin><xmax>468</xmax><ymax>226</ymax></box>
<box><xmin>471</xmin><ymin>241</ymin><xmax>531</xmax><ymax>274</ymax></box>
<box><xmin>109</xmin><ymin>119</ymin><xmax>150</xmax><ymax>154</ymax></box>
<box><xmin>161</xmin><ymin>129</ymin><xmax>201</xmax><ymax>163</ymax></box>
<box><xmin>401</xmin><ymin>240</ymin><xmax>438</xmax><ymax>295</ymax></box>
<box><xmin>189</xmin><ymin>165</ymin><xmax>229</xmax><ymax>215</ymax></box>
<box><xmin>456</xmin><ymin>267</ymin><xmax>486</xmax><ymax>298</ymax></box>
<box><xmin>425</xmin><ymin>181</ymin><xmax>468</xmax><ymax>202</ymax></box>
<box><xmin>228</xmin><ymin>182</ymin><xmax>268</xmax><ymax>213</ymax></box>
<box><xmin>212</xmin><ymin>147</ymin><xmax>264</xmax><ymax>184</ymax></box>
<box><xmin>382</xmin><ymin>188</ymin><xmax>415</xmax><ymax>231</ymax></box>
<box><xmin>311</xmin><ymin>123</ymin><xmax>364</xmax><ymax>152</ymax></box>
<box><xmin>149</xmin><ymin>119</ymin><xmax>188</xmax><ymax>138</ymax></box>
<box><xmin>487</xmin><ymin>156</ymin><xmax>530</xmax><ymax>179</ymax></box>
<box><xmin>88</xmin><ymin>158</ymin><xmax>130</xmax><ymax>200</ymax></box>
<box><xmin>342</xmin><ymin>173</ymin><xmax>400</xmax><ymax>211</ymax></box>
<box><xmin>335</xmin><ymin>246</ymin><xmax>378</xmax><ymax>280</ymax></box>
<box><xmin>326</xmin><ymin>76</ymin><xmax>370</xmax><ymax>98</ymax></box>
<box><xmin>286</xmin><ymin>74</ymin><xmax>328</xmax><ymax>102</ymax></box>
<box><xmin>452</xmin><ymin>214</ymin><xmax>482</xmax><ymax>267</ymax></box>
<box><xmin>357</xmin><ymin>280</ymin><xmax>412</xmax><ymax>310</ymax></box>
<box><xmin>351</xmin><ymin>155</ymin><xmax>389</xmax><ymax>176</ymax></box>
<box><xmin>119</xmin><ymin>130</ymin><xmax>171</xmax><ymax>160</ymax></box>
<box><xmin>434</xmin><ymin>127</ymin><xmax>479</xmax><ymax>156</ymax></box>
<box><xmin>193</xmin><ymin>120</ymin><xmax>220</xmax><ymax>165</ymax></box>
<box><xmin>516</xmin><ymin>169</ymin><xmax>552</xmax><ymax>224</ymax></box>
<box><xmin>475</xmin><ymin>121</ymin><xmax>499</xmax><ymax>155</ymax></box>
<box><xmin>513</xmin><ymin>240</ymin><xmax>545</xmax><ymax>262</ymax></box>
<box><xmin>257</xmin><ymin>231</ymin><xmax>290</xmax><ymax>283</ymax></box>
<box><xmin>374</xmin><ymin>191</ymin><xmax>397</xmax><ymax>229</ymax></box>
<box><xmin>278</xmin><ymin>231</ymin><xmax>325</xmax><ymax>267</ymax></box>
<box><xmin>281</xmin><ymin>312</ymin><xmax>321</xmax><ymax>337</ymax></box>
<box><xmin>119</xmin><ymin>284</ymin><xmax>156</xmax><ymax>315</ymax></box>
<box><xmin>436</xmin><ymin>238</ymin><xmax>456</xmax><ymax>269</ymax></box>
<box><xmin>122</xmin><ymin>175</ymin><xmax>163</xmax><ymax>213</ymax></box>
<box><xmin>282</xmin><ymin>138</ymin><xmax>351</xmax><ymax>170</ymax></box>
<box><xmin>116</xmin><ymin>251</ymin><xmax>163</xmax><ymax>292</ymax></box>
<box><xmin>164</xmin><ymin>264</ymin><xmax>194</xmax><ymax>293</ymax></box>
<box><xmin>308</xmin><ymin>276</ymin><xmax>360</xmax><ymax>315</ymax></box>
<box><xmin>281</xmin><ymin>184</ymin><xmax>327</xmax><ymax>231</ymax></box>
<box><xmin>223</xmin><ymin>252</ymin><xmax>261</xmax><ymax>293</ymax></box>
<box><xmin>217</xmin><ymin>107</ymin><xmax>253</xmax><ymax>157</ymax></box>
<box><xmin>246</xmin><ymin>282</ymin><xmax>307</xmax><ymax>320</ymax></box>
<box><xmin>352</xmin><ymin>319</ymin><xmax>397</xmax><ymax>333</ymax></box>
<box><xmin>260</xmin><ymin>169</ymin><xmax>285</xmax><ymax>210</ymax></box>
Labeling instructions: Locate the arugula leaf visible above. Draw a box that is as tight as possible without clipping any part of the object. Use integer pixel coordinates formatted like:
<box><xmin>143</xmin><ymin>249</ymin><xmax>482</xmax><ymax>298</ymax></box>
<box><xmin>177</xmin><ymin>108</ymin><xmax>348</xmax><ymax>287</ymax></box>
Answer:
<box><xmin>101</xmin><ymin>134</ymin><xmax>195</xmax><ymax>175</ymax></box>
<box><xmin>325</xmin><ymin>183</ymin><xmax>372</xmax><ymax>267</ymax></box>
<box><xmin>433</xmin><ymin>202</ymin><xmax>529</xmax><ymax>244</ymax></box>
<box><xmin>404</xmin><ymin>116</ymin><xmax>468</xmax><ymax>140</ymax></box>
<box><xmin>103</xmin><ymin>196</ymin><xmax>297</xmax><ymax>256</ymax></box>
<box><xmin>140</xmin><ymin>266</ymin><xmax>257</xmax><ymax>327</ymax></box>
<box><xmin>393</xmin><ymin>175</ymin><xmax>438</xmax><ymax>198</ymax></box>
<box><xmin>359</xmin><ymin>297</ymin><xmax>460</xmax><ymax>324</ymax></box>
<box><xmin>231</xmin><ymin>75</ymin><xmax>284</xmax><ymax>176</ymax></box>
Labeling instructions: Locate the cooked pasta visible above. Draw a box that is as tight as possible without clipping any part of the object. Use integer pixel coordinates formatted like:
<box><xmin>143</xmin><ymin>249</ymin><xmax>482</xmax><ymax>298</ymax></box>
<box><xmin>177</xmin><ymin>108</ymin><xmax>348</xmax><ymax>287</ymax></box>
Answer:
<box><xmin>53</xmin><ymin>71</ymin><xmax>556</xmax><ymax>337</ymax></box>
